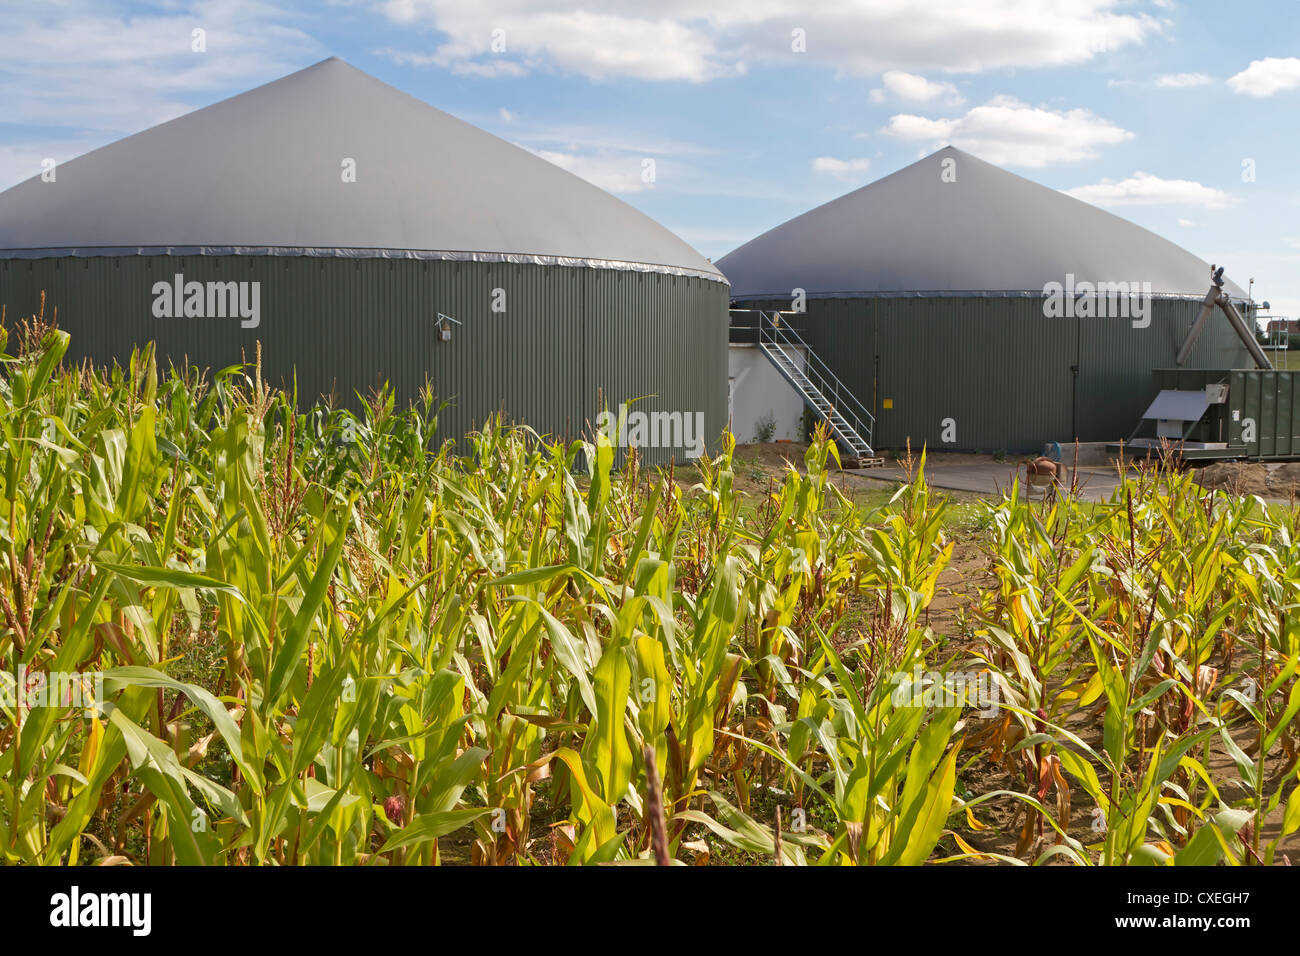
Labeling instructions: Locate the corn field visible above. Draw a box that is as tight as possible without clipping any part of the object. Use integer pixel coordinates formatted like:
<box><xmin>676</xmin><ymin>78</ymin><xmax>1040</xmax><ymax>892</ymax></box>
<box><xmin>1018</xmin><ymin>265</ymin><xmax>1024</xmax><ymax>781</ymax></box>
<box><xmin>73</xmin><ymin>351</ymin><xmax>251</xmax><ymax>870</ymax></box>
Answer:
<box><xmin>1</xmin><ymin>308</ymin><xmax>1298</xmax><ymax>866</ymax></box>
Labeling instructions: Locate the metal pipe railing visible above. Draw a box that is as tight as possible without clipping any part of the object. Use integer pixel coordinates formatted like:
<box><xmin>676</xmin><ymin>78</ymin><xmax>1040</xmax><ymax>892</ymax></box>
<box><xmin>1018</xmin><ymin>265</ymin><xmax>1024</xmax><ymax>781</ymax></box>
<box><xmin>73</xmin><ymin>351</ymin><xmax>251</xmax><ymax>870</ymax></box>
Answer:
<box><xmin>733</xmin><ymin>309</ymin><xmax>875</xmax><ymax>450</ymax></box>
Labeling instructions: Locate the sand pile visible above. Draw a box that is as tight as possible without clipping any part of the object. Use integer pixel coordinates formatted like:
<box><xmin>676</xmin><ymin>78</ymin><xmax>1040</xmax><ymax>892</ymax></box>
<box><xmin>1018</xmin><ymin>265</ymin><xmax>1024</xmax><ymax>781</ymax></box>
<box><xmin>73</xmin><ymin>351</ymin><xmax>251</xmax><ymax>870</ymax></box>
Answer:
<box><xmin>1195</xmin><ymin>461</ymin><xmax>1300</xmax><ymax>498</ymax></box>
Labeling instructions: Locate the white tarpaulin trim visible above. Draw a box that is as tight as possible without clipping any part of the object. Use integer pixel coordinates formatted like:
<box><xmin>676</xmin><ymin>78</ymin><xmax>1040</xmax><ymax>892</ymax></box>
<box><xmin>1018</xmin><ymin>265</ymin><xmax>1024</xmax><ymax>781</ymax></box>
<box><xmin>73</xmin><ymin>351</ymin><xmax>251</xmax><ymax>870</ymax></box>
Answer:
<box><xmin>0</xmin><ymin>245</ymin><xmax>729</xmax><ymax>284</ymax></box>
<box><xmin>731</xmin><ymin>289</ymin><xmax>1219</xmax><ymax>303</ymax></box>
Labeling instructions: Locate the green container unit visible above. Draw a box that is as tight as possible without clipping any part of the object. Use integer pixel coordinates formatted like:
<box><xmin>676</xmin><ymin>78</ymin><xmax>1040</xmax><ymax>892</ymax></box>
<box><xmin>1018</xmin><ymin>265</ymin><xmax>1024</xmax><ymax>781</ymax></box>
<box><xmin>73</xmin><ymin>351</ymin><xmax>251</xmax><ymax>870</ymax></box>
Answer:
<box><xmin>0</xmin><ymin>256</ymin><xmax>730</xmax><ymax>467</ymax></box>
<box><xmin>1143</xmin><ymin>368</ymin><xmax>1300</xmax><ymax>461</ymax></box>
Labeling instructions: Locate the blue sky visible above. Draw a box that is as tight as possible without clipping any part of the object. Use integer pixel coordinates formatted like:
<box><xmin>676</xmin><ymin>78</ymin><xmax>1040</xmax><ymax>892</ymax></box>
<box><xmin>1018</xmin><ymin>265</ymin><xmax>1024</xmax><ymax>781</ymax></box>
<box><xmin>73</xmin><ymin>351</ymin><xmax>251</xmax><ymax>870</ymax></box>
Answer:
<box><xmin>2</xmin><ymin>0</ymin><xmax>1298</xmax><ymax>316</ymax></box>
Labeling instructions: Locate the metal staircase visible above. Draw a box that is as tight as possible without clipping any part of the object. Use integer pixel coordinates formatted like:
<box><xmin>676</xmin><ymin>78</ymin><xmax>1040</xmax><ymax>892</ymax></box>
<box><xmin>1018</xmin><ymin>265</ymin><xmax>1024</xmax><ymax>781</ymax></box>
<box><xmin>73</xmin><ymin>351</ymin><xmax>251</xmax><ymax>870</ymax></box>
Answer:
<box><xmin>733</xmin><ymin>309</ymin><xmax>877</xmax><ymax>464</ymax></box>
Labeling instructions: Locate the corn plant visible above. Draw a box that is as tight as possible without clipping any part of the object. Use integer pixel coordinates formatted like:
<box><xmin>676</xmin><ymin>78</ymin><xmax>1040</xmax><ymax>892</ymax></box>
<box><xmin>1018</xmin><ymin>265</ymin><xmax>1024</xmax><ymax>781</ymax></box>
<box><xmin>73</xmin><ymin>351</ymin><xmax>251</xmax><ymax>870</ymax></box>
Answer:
<box><xmin>1</xmin><ymin>303</ymin><xmax>1296</xmax><ymax>866</ymax></box>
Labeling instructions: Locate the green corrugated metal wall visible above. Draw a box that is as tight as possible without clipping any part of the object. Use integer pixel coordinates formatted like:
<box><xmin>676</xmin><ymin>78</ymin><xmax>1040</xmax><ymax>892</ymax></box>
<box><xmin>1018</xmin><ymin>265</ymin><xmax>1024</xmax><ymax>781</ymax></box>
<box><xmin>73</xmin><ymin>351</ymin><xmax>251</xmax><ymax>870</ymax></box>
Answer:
<box><xmin>735</xmin><ymin>295</ymin><xmax>1252</xmax><ymax>453</ymax></box>
<box><xmin>1</xmin><ymin>255</ymin><xmax>728</xmax><ymax>465</ymax></box>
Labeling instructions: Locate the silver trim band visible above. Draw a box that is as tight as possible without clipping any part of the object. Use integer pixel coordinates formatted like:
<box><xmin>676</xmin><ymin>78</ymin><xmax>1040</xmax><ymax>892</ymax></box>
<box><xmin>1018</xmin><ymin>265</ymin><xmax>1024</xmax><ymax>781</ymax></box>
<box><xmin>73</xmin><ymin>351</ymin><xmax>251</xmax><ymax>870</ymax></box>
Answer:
<box><xmin>731</xmin><ymin>289</ymin><xmax>1233</xmax><ymax>303</ymax></box>
<box><xmin>0</xmin><ymin>245</ymin><xmax>729</xmax><ymax>285</ymax></box>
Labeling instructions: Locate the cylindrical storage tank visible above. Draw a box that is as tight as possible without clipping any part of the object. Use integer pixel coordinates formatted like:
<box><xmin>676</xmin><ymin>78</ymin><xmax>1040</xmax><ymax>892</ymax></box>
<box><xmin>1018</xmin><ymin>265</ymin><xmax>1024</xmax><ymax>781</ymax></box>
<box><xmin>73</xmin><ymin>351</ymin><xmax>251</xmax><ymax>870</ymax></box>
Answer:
<box><xmin>718</xmin><ymin>147</ymin><xmax>1252</xmax><ymax>454</ymax></box>
<box><xmin>0</xmin><ymin>58</ymin><xmax>728</xmax><ymax>466</ymax></box>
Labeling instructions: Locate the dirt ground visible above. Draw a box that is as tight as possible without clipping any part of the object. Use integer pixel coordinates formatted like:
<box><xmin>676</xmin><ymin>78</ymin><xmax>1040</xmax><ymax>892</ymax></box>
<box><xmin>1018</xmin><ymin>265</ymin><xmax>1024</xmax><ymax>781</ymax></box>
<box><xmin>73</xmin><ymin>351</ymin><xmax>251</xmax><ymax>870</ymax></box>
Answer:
<box><xmin>1196</xmin><ymin>461</ymin><xmax>1300</xmax><ymax>499</ymax></box>
<box><xmin>729</xmin><ymin>440</ymin><xmax>925</xmax><ymax>500</ymax></box>
<box><xmin>732</xmin><ymin>441</ymin><xmax>1300</xmax><ymax>504</ymax></box>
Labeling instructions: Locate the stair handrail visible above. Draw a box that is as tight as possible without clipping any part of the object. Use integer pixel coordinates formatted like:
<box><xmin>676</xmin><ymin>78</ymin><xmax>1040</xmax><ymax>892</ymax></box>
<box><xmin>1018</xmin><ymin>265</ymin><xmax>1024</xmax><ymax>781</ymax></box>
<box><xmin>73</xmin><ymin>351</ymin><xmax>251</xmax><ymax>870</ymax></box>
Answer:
<box><xmin>751</xmin><ymin>310</ymin><xmax>875</xmax><ymax>449</ymax></box>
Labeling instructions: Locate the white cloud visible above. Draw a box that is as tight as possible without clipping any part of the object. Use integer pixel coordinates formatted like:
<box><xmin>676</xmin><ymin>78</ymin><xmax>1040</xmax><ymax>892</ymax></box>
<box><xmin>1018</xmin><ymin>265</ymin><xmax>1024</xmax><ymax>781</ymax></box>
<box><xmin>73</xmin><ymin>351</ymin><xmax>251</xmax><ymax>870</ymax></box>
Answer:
<box><xmin>1177</xmin><ymin>218</ymin><xmax>1199</xmax><ymax>227</ymax></box>
<box><xmin>379</xmin><ymin>0</ymin><xmax>1158</xmax><ymax>82</ymax></box>
<box><xmin>498</xmin><ymin>119</ymin><xmax>718</xmax><ymax>160</ymax></box>
<box><xmin>528</xmin><ymin>147</ymin><xmax>658</xmax><ymax>193</ymax></box>
<box><xmin>1197</xmin><ymin>249</ymin><xmax>1300</xmax><ymax>321</ymax></box>
<box><xmin>1227</xmin><ymin>57</ymin><xmax>1300</xmax><ymax>97</ymax></box>
<box><xmin>870</xmin><ymin>71</ymin><xmax>962</xmax><ymax>105</ymax></box>
<box><xmin>498</xmin><ymin>107</ymin><xmax>516</xmax><ymax>122</ymax></box>
<box><xmin>0</xmin><ymin>140</ymin><xmax>112</xmax><ymax>191</ymax></box>
<box><xmin>1110</xmin><ymin>72</ymin><xmax>1211</xmax><ymax>90</ymax></box>
<box><xmin>376</xmin><ymin>46</ymin><xmax>528</xmax><ymax>77</ymax></box>
<box><xmin>0</xmin><ymin>2</ymin><xmax>321</xmax><ymax>134</ymax></box>
<box><xmin>1066</xmin><ymin>172</ymin><xmax>1234</xmax><ymax>209</ymax></box>
<box><xmin>811</xmin><ymin>156</ymin><xmax>871</xmax><ymax>180</ymax></box>
<box><xmin>670</xmin><ymin>225</ymin><xmax>759</xmax><ymax>247</ymax></box>
<box><xmin>381</xmin><ymin>7</ymin><xmax>735</xmax><ymax>82</ymax></box>
<box><xmin>502</xmin><ymin>124</ymin><xmax>735</xmax><ymax>197</ymax></box>
<box><xmin>882</xmin><ymin>95</ymin><xmax>1133</xmax><ymax>167</ymax></box>
<box><xmin>1154</xmin><ymin>72</ymin><xmax>1211</xmax><ymax>88</ymax></box>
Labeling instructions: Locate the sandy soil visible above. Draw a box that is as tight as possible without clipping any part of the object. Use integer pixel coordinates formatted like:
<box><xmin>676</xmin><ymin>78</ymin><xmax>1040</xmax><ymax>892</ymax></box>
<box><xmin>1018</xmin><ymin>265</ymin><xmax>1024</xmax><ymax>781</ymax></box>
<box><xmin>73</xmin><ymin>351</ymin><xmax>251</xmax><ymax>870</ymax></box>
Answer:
<box><xmin>1196</xmin><ymin>461</ymin><xmax>1300</xmax><ymax>499</ymax></box>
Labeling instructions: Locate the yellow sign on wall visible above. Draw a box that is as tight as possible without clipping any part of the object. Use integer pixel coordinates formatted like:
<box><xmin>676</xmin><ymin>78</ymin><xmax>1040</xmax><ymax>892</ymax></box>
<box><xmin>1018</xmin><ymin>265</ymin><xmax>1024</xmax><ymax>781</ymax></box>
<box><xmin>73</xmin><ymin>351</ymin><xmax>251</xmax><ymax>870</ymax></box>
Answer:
<box><xmin>882</xmin><ymin>399</ymin><xmax>893</xmax><ymax>409</ymax></box>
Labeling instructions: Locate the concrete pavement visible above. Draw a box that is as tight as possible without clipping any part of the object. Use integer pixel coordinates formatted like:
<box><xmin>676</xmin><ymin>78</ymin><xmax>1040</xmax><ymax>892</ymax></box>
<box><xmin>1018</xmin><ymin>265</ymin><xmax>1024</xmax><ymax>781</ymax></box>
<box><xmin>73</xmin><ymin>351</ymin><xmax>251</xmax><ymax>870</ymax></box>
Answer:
<box><xmin>847</xmin><ymin>459</ymin><xmax>1128</xmax><ymax>502</ymax></box>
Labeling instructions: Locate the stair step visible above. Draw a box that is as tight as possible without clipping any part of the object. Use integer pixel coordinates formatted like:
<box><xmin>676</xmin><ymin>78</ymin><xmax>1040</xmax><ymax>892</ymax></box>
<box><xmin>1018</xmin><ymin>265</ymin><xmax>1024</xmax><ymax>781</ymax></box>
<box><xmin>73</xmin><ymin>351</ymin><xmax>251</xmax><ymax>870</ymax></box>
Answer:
<box><xmin>760</xmin><ymin>335</ymin><xmax>874</xmax><ymax>459</ymax></box>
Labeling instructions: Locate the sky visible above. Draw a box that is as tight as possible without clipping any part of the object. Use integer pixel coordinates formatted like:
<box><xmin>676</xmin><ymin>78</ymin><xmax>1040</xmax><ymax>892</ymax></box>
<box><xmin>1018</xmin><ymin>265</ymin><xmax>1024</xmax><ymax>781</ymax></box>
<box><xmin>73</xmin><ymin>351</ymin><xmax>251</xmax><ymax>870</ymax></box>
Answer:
<box><xmin>1</xmin><ymin>0</ymin><xmax>1298</xmax><ymax>318</ymax></box>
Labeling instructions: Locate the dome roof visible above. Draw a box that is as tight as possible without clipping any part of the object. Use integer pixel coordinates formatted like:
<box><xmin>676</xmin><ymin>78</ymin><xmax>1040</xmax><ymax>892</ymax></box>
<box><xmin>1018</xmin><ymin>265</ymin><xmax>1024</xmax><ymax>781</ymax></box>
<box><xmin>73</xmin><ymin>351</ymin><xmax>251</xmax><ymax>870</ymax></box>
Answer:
<box><xmin>0</xmin><ymin>58</ymin><xmax>723</xmax><ymax>282</ymax></box>
<box><xmin>718</xmin><ymin>147</ymin><xmax>1238</xmax><ymax>299</ymax></box>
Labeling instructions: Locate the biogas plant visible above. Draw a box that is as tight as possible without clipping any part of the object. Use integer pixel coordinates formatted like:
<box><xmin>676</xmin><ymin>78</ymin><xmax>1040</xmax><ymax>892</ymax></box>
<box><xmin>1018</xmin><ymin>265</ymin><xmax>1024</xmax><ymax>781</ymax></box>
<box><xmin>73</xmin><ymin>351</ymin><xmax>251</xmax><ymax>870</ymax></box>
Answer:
<box><xmin>0</xmin><ymin>58</ymin><xmax>727</xmax><ymax>467</ymax></box>
<box><xmin>720</xmin><ymin>147</ymin><xmax>1282</xmax><ymax>462</ymax></box>
<box><xmin>1</xmin><ymin>59</ymin><xmax>1290</xmax><ymax>464</ymax></box>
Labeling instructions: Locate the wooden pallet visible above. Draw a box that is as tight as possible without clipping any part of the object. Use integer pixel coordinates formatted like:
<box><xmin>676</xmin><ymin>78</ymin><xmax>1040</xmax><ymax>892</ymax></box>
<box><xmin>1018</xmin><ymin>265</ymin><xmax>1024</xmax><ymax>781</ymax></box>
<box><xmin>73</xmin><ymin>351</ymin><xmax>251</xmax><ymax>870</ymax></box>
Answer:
<box><xmin>845</xmin><ymin>457</ymin><xmax>886</xmax><ymax>470</ymax></box>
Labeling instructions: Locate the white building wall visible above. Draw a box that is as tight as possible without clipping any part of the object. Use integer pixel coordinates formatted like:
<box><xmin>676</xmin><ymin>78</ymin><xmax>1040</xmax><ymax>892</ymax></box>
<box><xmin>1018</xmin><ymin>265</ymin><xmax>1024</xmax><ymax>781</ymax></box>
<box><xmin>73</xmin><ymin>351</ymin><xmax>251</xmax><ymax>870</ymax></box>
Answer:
<box><xmin>727</xmin><ymin>343</ymin><xmax>809</xmax><ymax>443</ymax></box>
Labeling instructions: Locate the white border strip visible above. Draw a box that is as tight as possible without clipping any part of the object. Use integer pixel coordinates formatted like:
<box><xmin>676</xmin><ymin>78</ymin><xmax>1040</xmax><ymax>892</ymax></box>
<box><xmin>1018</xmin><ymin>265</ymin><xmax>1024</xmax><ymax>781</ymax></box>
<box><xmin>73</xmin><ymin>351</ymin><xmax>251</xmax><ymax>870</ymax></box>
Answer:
<box><xmin>0</xmin><ymin>245</ymin><xmax>729</xmax><ymax>285</ymax></box>
<box><xmin>731</xmin><ymin>289</ymin><xmax>1236</xmax><ymax>303</ymax></box>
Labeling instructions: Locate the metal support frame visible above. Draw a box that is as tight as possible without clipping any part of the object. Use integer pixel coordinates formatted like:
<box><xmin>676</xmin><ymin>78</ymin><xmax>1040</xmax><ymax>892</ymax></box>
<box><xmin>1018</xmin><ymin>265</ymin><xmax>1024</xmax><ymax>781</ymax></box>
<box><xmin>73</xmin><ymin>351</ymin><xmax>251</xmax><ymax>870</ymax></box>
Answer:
<box><xmin>1176</xmin><ymin>268</ymin><xmax>1272</xmax><ymax>370</ymax></box>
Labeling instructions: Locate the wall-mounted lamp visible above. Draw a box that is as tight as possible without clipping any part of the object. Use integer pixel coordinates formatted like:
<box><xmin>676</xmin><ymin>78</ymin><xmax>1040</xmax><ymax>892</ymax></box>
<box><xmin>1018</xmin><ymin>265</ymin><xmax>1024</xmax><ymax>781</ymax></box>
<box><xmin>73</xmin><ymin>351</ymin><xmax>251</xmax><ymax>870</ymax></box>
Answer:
<box><xmin>436</xmin><ymin>311</ymin><xmax>462</xmax><ymax>342</ymax></box>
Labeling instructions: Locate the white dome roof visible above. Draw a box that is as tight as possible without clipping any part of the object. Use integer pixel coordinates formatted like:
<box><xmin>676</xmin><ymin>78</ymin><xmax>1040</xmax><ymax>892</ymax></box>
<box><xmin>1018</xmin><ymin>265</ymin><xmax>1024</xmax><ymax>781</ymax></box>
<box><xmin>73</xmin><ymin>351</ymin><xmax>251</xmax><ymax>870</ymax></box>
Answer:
<box><xmin>719</xmin><ymin>147</ymin><xmax>1238</xmax><ymax>299</ymax></box>
<box><xmin>0</xmin><ymin>58</ymin><xmax>724</xmax><ymax>283</ymax></box>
